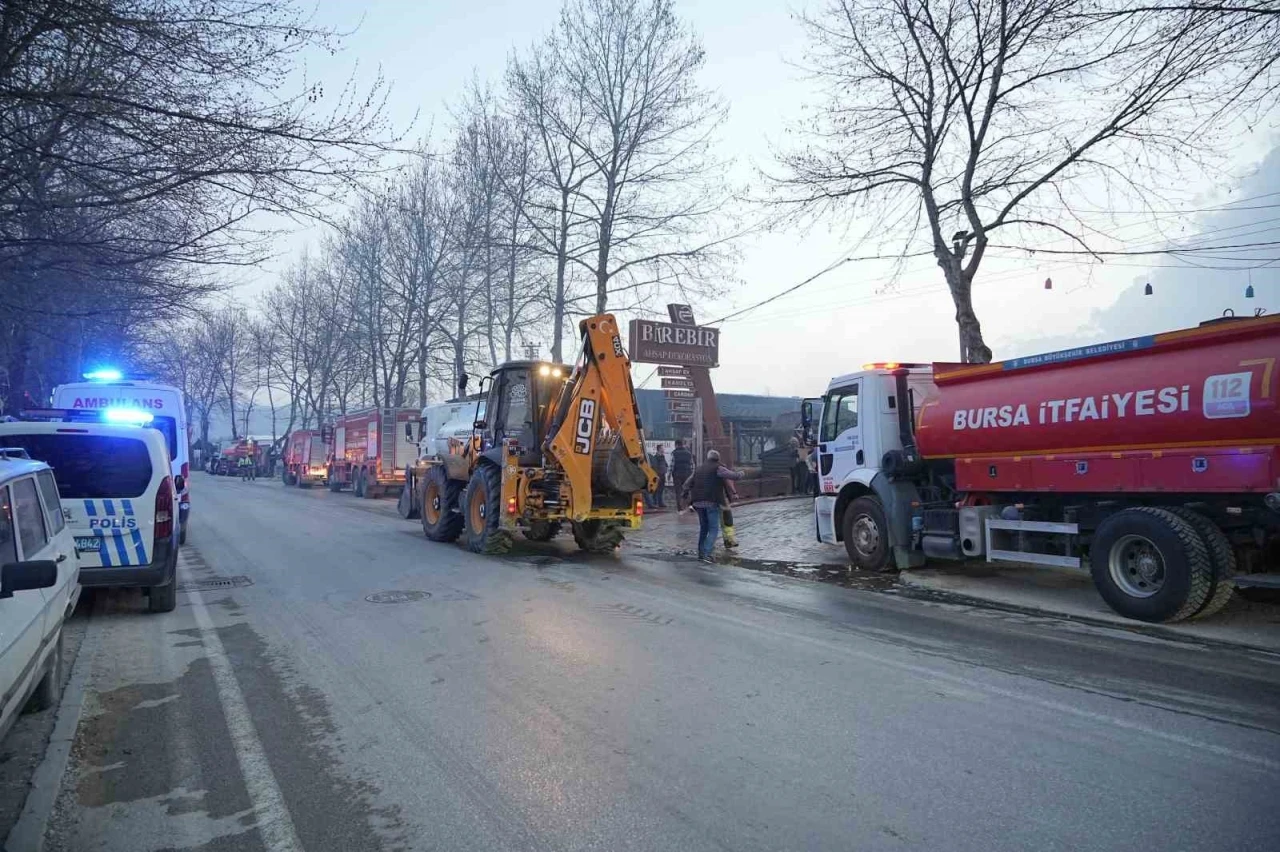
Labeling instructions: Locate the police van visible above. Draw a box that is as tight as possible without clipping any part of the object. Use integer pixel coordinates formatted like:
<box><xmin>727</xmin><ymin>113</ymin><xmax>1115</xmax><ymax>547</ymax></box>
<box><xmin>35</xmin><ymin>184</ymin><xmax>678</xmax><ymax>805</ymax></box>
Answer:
<box><xmin>51</xmin><ymin>373</ymin><xmax>191</xmax><ymax>545</ymax></box>
<box><xmin>0</xmin><ymin>412</ymin><xmax>181</xmax><ymax>613</ymax></box>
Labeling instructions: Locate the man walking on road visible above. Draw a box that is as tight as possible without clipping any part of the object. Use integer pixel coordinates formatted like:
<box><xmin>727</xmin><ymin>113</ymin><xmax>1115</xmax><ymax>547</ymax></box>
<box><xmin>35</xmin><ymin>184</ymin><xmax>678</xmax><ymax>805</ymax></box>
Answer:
<box><xmin>682</xmin><ymin>449</ymin><xmax>743</xmax><ymax>563</ymax></box>
<box><xmin>670</xmin><ymin>439</ymin><xmax>693</xmax><ymax>511</ymax></box>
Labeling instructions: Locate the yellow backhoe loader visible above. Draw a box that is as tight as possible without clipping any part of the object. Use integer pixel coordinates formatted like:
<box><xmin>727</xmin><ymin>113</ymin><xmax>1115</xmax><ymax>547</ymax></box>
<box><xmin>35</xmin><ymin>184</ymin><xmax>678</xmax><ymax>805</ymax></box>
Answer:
<box><xmin>417</xmin><ymin>314</ymin><xmax>657</xmax><ymax>554</ymax></box>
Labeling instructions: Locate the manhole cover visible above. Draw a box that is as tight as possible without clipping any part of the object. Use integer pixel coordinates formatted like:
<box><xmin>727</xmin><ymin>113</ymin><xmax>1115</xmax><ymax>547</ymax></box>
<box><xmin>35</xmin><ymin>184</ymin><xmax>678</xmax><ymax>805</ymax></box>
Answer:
<box><xmin>177</xmin><ymin>576</ymin><xmax>253</xmax><ymax>593</ymax></box>
<box><xmin>365</xmin><ymin>590</ymin><xmax>432</xmax><ymax>604</ymax></box>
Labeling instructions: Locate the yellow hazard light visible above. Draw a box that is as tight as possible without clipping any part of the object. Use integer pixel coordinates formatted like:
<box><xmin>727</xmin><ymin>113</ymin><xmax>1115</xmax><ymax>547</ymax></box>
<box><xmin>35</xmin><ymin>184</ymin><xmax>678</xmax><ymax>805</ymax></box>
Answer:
<box><xmin>634</xmin><ymin>498</ymin><xmax>644</xmax><ymax>517</ymax></box>
<box><xmin>507</xmin><ymin>496</ymin><xmax>518</xmax><ymax>515</ymax></box>
<box><xmin>538</xmin><ymin>364</ymin><xmax>551</xmax><ymax>376</ymax></box>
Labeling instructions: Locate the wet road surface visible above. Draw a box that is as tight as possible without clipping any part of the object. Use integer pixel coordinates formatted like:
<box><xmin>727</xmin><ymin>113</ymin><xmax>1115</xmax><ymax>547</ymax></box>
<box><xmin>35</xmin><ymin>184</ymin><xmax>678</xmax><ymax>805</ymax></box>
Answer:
<box><xmin>37</xmin><ymin>475</ymin><xmax>1280</xmax><ymax>851</ymax></box>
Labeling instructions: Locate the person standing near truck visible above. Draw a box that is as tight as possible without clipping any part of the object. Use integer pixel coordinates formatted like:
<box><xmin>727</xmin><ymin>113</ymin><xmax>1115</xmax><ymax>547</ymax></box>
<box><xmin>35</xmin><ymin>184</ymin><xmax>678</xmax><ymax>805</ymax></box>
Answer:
<box><xmin>649</xmin><ymin>444</ymin><xmax>669</xmax><ymax>509</ymax></box>
<box><xmin>669</xmin><ymin>439</ymin><xmax>693</xmax><ymax>511</ymax></box>
<box><xmin>682</xmin><ymin>449</ymin><xmax>743</xmax><ymax>564</ymax></box>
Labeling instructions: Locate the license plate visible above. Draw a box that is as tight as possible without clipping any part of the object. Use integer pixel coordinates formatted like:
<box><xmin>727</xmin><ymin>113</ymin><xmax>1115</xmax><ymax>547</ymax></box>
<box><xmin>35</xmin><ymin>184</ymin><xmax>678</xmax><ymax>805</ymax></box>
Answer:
<box><xmin>75</xmin><ymin>536</ymin><xmax>102</xmax><ymax>553</ymax></box>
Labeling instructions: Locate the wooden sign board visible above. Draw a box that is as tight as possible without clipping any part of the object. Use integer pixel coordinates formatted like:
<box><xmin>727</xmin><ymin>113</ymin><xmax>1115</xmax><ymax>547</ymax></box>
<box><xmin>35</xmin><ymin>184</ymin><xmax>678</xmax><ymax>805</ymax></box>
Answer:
<box><xmin>628</xmin><ymin>319</ymin><xmax>720</xmax><ymax>367</ymax></box>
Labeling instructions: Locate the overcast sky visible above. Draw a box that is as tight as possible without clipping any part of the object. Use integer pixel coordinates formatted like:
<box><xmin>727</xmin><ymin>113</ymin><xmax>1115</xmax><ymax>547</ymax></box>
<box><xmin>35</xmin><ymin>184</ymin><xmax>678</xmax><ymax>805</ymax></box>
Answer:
<box><xmin>239</xmin><ymin>0</ymin><xmax>1280</xmax><ymax>403</ymax></box>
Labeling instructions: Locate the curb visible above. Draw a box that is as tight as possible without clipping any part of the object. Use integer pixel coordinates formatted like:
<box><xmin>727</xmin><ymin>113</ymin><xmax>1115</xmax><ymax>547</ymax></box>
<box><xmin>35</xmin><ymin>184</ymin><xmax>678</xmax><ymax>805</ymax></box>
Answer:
<box><xmin>896</xmin><ymin>574</ymin><xmax>1280</xmax><ymax>656</ymax></box>
<box><xmin>5</xmin><ymin>604</ymin><xmax>98</xmax><ymax>852</ymax></box>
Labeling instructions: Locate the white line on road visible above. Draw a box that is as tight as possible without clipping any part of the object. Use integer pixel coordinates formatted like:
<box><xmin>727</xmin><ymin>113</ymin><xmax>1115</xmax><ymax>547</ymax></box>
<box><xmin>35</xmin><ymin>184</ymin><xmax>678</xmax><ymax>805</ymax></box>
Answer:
<box><xmin>188</xmin><ymin>583</ymin><xmax>303</xmax><ymax>852</ymax></box>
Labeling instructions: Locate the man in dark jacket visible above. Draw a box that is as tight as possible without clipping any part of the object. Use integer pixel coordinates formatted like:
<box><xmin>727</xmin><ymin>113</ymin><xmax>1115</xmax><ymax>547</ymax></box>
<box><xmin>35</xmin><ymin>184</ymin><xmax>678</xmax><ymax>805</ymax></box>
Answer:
<box><xmin>669</xmin><ymin>439</ymin><xmax>693</xmax><ymax>511</ymax></box>
<box><xmin>648</xmin><ymin>444</ymin><xmax>669</xmax><ymax>508</ymax></box>
<box><xmin>682</xmin><ymin>449</ymin><xmax>743</xmax><ymax>563</ymax></box>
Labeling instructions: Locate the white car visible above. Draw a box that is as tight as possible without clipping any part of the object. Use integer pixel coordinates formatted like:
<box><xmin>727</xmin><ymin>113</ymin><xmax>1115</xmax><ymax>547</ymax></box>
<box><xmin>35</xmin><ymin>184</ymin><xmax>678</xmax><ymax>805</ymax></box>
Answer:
<box><xmin>0</xmin><ymin>450</ymin><xmax>79</xmax><ymax>740</ymax></box>
<box><xmin>0</xmin><ymin>416</ymin><xmax>180</xmax><ymax>613</ymax></box>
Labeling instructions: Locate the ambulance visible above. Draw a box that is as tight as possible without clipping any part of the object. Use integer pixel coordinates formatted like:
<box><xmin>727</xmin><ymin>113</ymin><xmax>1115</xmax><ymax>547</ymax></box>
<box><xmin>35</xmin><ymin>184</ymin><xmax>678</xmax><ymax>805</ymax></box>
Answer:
<box><xmin>51</xmin><ymin>371</ymin><xmax>192</xmax><ymax>545</ymax></box>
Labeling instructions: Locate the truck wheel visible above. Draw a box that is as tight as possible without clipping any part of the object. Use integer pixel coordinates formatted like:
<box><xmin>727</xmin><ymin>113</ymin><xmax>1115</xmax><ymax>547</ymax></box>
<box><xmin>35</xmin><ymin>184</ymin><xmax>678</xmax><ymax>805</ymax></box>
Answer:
<box><xmin>353</xmin><ymin>467</ymin><xmax>365</xmax><ymax>498</ymax></box>
<box><xmin>327</xmin><ymin>469</ymin><xmax>343</xmax><ymax>492</ymax></box>
<box><xmin>462</xmin><ymin>464</ymin><xmax>511</xmax><ymax>554</ymax></box>
<box><xmin>1165</xmin><ymin>507</ymin><xmax>1236</xmax><ymax>619</ymax></box>
<box><xmin>842</xmin><ymin>496</ymin><xmax>891</xmax><ymax>572</ymax></box>
<box><xmin>1089</xmin><ymin>507</ymin><xmax>1212</xmax><ymax>623</ymax></box>
<box><xmin>421</xmin><ymin>466</ymin><xmax>464</xmax><ymax>542</ymax></box>
<box><xmin>572</xmin><ymin>520</ymin><xmax>623</xmax><ymax>553</ymax></box>
<box><xmin>523</xmin><ymin>521</ymin><xmax>562</xmax><ymax>542</ymax></box>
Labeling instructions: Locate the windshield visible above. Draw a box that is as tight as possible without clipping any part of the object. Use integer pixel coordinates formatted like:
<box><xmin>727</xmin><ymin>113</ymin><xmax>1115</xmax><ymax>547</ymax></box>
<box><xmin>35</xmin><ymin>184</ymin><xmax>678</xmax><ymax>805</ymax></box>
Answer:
<box><xmin>1</xmin><ymin>433</ymin><xmax>154</xmax><ymax>498</ymax></box>
<box><xmin>820</xmin><ymin>385</ymin><xmax>859</xmax><ymax>443</ymax></box>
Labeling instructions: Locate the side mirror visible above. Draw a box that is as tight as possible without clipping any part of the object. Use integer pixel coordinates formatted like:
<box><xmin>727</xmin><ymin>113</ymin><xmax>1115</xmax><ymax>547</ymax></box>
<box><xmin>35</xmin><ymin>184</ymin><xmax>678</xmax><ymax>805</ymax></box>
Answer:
<box><xmin>404</xmin><ymin>422</ymin><xmax>413</xmax><ymax>440</ymax></box>
<box><xmin>473</xmin><ymin>420</ymin><xmax>487</xmax><ymax>431</ymax></box>
<box><xmin>173</xmin><ymin>475</ymin><xmax>185</xmax><ymax>494</ymax></box>
<box><xmin>1</xmin><ymin>560</ymin><xmax>57</xmax><ymax>599</ymax></box>
<box><xmin>800</xmin><ymin>398</ymin><xmax>819</xmax><ymax>446</ymax></box>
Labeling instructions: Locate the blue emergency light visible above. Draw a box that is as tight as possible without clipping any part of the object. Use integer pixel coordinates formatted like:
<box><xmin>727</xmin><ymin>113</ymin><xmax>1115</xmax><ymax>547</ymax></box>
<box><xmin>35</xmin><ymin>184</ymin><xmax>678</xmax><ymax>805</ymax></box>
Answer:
<box><xmin>103</xmin><ymin>408</ymin><xmax>154</xmax><ymax>425</ymax></box>
<box><xmin>83</xmin><ymin>368</ymin><xmax>124</xmax><ymax>381</ymax></box>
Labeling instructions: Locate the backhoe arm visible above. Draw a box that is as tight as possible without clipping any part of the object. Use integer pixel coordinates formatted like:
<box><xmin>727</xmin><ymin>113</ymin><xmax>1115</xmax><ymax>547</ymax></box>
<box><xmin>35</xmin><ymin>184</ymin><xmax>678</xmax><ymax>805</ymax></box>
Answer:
<box><xmin>546</xmin><ymin>314</ymin><xmax>658</xmax><ymax>520</ymax></box>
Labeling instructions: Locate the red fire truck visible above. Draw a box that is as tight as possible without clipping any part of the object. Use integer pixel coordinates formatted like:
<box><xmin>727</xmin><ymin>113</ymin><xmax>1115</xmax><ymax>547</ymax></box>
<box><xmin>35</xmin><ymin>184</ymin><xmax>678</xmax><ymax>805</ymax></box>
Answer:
<box><xmin>282</xmin><ymin>429</ymin><xmax>329</xmax><ymax>488</ymax></box>
<box><xmin>211</xmin><ymin>439</ymin><xmax>263</xmax><ymax>476</ymax></box>
<box><xmin>326</xmin><ymin>407</ymin><xmax>421</xmax><ymax>498</ymax></box>
<box><xmin>803</xmin><ymin>314</ymin><xmax>1280</xmax><ymax>622</ymax></box>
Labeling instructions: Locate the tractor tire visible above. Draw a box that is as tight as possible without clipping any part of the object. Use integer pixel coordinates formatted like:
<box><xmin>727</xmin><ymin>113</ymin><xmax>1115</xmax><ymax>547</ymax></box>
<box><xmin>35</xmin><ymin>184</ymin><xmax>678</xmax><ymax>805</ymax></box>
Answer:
<box><xmin>462</xmin><ymin>464</ymin><xmax>512</xmax><ymax>554</ymax></box>
<box><xmin>421</xmin><ymin>466</ymin><xmax>464</xmax><ymax>542</ymax></box>
<box><xmin>1089</xmin><ymin>507</ymin><xmax>1212</xmax><ymax>623</ymax></box>
<box><xmin>523</xmin><ymin>520</ymin><xmax>562</xmax><ymax>542</ymax></box>
<box><xmin>1166</xmin><ymin>507</ymin><xmax>1237</xmax><ymax>619</ymax></box>
<box><xmin>572</xmin><ymin>520</ymin><xmax>624</xmax><ymax>553</ymax></box>
<box><xmin>842</xmin><ymin>496</ymin><xmax>892</xmax><ymax>572</ymax></box>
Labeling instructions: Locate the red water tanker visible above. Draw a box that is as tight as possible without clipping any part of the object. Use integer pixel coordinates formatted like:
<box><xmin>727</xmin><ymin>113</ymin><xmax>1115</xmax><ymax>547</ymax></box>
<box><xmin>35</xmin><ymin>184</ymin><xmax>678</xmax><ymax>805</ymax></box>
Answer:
<box><xmin>803</xmin><ymin>314</ymin><xmax>1280</xmax><ymax>625</ymax></box>
<box><xmin>916</xmin><ymin>315</ymin><xmax>1280</xmax><ymax>494</ymax></box>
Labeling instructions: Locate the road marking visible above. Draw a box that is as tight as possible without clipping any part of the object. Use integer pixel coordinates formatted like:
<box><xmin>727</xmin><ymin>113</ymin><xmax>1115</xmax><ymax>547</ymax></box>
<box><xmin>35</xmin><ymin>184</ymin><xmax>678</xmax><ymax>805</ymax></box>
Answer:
<box><xmin>188</xmin><ymin>585</ymin><xmax>303</xmax><ymax>851</ymax></box>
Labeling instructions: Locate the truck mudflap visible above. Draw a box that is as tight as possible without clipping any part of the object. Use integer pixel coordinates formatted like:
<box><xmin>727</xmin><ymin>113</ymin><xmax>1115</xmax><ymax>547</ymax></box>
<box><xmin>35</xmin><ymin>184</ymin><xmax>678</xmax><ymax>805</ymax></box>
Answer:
<box><xmin>870</xmin><ymin>474</ymin><xmax>927</xmax><ymax>571</ymax></box>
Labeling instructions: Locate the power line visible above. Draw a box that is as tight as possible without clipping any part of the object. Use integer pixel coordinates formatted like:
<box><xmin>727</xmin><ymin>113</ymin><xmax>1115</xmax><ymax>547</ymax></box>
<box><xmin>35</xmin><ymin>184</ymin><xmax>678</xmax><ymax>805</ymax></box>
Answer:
<box><xmin>707</xmin><ymin>248</ymin><xmax>934</xmax><ymax>325</ymax></box>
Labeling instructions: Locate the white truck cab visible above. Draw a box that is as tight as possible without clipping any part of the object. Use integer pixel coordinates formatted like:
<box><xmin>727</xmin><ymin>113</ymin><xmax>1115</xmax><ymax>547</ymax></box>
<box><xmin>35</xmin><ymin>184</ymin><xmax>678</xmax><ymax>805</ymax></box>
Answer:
<box><xmin>804</xmin><ymin>363</ymin><xmax>935</xmax><ymax>570</ymax></box>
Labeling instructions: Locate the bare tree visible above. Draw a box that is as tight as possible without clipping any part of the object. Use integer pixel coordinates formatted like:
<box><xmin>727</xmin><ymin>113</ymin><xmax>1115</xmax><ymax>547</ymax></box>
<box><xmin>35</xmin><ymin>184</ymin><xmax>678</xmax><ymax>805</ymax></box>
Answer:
<box><xmin>0</xmin><ymin>0</ymin><xmax>396</xmax><ymax>409</ymax></box>
<box><xmin>775</xmin><ymin>0</ymin><xmax>1280</xmax><ymax>362</ymax></box>
<box><xmin>525</xmin><ymin>0</ymin><xmax>736</xmax><ymax>325</ymax></box>
<box><xmin>507</xmin><ymin>42</ymin><xmax>597</xmax><ymax>361</ymax></box>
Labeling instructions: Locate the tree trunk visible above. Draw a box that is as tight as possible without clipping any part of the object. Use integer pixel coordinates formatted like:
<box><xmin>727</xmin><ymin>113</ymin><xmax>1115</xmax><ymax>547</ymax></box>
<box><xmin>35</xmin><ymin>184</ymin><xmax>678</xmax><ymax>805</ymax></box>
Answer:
<box><xmin>552</xmin><ymin>189</ymin><xmax>571</xmax><ymax>362</ymax></box>
<box><xmin>937</xmin><ymin>256</ymin><xmax>992</xmax><ymax>364</ymax></box>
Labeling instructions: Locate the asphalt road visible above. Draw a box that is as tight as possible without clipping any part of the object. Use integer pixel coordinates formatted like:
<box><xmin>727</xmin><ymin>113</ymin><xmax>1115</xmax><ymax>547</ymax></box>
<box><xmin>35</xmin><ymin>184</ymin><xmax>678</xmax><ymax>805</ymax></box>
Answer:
<box><xmin>35</xmin><ymin>474</ymin><xmax>1280</xmax><ymax>851</ymax></box>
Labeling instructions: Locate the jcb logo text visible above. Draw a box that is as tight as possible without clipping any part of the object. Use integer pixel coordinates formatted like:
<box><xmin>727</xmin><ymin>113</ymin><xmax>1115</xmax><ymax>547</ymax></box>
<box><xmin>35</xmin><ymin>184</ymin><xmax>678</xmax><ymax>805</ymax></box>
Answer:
<box><xmin>574</xmin><ymin>399</ymin><xmax>596</xmax><ymax>455</ymax></box>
